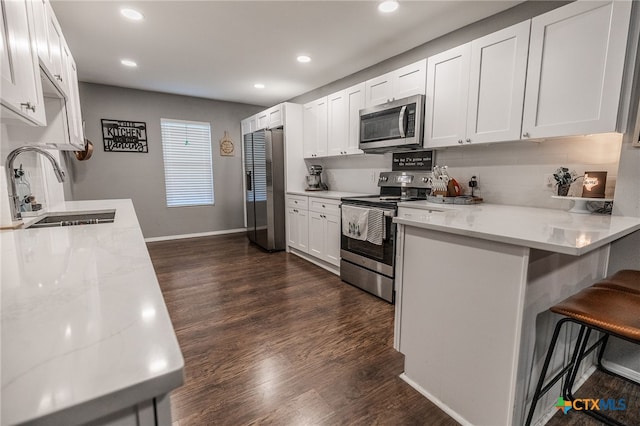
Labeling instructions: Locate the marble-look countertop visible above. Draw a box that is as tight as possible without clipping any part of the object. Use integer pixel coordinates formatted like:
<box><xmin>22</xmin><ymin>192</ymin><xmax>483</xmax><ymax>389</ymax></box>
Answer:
<box><xmin>287</xmin><ymin>190</ymin><xmax>373</xmax><ymax>200</ymax></box>
<box><xmin>395</xmin><ymin>201</ymin><xmax>640</xmax><ymax>256</ymax></box>
<box><xmin>1</xmin><ymin>199</ymin><xmax>184</xmax><ymax>425</ymax></box>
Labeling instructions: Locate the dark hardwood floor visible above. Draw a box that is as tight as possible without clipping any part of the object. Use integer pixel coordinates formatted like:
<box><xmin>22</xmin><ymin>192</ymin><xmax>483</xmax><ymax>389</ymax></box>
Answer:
<box><xmin>149</xmin><ymin>233</ymin><xmax>640</xmax><ymax>426</ymax></box>
<box><xmin>148</xmin><ymin>233</ymin><xmax>457</xmax><ymax>425</ymax></box>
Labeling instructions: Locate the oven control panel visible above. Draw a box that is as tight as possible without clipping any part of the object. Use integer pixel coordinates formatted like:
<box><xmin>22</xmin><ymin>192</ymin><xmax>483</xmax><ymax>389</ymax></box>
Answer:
<box><xmin>378</xmin><ymin>171</ymin><xmax>432</xmax><ymax>188</ymax></box>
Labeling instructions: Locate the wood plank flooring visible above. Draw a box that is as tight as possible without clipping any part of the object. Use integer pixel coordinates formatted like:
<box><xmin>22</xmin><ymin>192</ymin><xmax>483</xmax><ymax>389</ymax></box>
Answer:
<box><xmin>149</xmin><ymin>233</ymin><xmax>640</xmax><ymax>426</ymax></box>
<box><xmin>148</xmin><ymin>234</ymin><xmax>457</xmax><ymax>425</ymax></box>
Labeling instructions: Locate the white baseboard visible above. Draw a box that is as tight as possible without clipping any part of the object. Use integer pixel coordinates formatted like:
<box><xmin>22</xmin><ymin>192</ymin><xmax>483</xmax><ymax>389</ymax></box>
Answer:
<box><xmin>288</xmin><ymin>248</ymin><xmax>340</xmax><ymax>276</ymax></box>
<box><xmin>144</xmin><ymin>228</ymin><xmax>246</xmax><ymax>242</ymax></box>
<box><xmin>399</xmin><ymin>373</ymin><xmax>472</xmax><ymax>426</ymax></box>
<box><xmin>601</xmin><ymin>359</ymin><xmax>640</xmax><ymax>382</ymax></box>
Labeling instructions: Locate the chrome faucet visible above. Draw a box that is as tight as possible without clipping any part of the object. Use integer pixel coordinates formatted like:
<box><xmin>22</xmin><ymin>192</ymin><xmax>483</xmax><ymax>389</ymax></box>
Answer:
<box><xmin>5</xmin><ymin>147</ymin><xmax>66</xmax><ymax>221</ymax></box>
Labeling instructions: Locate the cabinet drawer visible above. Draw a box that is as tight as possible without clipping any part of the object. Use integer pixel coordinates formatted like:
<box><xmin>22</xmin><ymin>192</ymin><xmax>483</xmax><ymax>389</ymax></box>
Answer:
<box><xmin>287</xmin><ymin>195</ymin><xmax>308</xmax><ymax>210</ymax></box>
<box><xmin>309</xmin><ymin>197</ymin><xmax>340</xmax><ymax>215</ymax></box>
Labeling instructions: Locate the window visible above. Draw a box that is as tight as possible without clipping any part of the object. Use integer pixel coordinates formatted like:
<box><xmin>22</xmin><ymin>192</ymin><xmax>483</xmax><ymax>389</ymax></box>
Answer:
<box><xmin>160</xmin><ymin>119</ymin><xmax>214</xmax><ymax>207</ymax></box>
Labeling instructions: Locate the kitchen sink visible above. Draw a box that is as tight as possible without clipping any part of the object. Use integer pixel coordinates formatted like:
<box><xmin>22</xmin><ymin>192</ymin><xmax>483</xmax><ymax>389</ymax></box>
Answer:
<box><xmin>26</xmin><ymin>209</ymin><xmax>116</xmax><ymax>229</ymax></box>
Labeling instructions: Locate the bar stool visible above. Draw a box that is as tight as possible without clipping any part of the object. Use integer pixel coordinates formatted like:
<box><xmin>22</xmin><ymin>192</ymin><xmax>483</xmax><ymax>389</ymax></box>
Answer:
<box><xmin>594</xmin><ymin>269</ymin><xmax>640</xmax><ymax>294</ymax></box>
<box><xmin>525</xmin><ymin>286</ymin><xmax>640</xmax><ymax>426</ymax></box>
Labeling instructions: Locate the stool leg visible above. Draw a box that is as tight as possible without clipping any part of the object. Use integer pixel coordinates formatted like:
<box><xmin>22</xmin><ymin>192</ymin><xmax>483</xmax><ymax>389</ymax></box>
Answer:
<box><xmin>525</xmin><ymin>318</ymin><xmax>578</xmax><ymax>426</ymax></box>
<box><xmin>564</xmin><ymin>327</ymin><xmax>592</xmax><ymax>400</ymax></box>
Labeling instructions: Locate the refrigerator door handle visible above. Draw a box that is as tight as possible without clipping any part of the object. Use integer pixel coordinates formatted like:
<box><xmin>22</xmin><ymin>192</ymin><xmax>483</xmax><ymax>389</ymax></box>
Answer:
<box><xmin>246</xmin><ymin>171</ymin><xmax>252</xmax><ymax>191</ymax></box>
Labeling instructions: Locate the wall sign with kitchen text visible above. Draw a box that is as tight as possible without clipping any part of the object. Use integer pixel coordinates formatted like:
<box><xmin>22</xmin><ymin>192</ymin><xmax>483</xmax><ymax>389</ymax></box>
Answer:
<box><xmin>101</xmin><ymin>119</ymin><xmax>148</xmax><ymax>153</ymax></box>
<box><xmin>392</xmin><ymin>150</ymin><xmax>434</xmax><ymax>171</ymax></box>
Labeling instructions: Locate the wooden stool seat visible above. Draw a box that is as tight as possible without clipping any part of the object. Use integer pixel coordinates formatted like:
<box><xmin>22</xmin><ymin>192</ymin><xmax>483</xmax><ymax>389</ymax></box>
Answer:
<box><xmin>551</xmin><ymin>287</ymin><xmax>640</xmax><ymax>341</ymax></box>
<box><xmin>525</xmin><ymin>284</ymin><xmax>640</xmax><ymax>426</ymax></box>
<box><xmin>593</xmin><ymin>269</ymin><xmax>640</xmax><ymax>294</ymax></box>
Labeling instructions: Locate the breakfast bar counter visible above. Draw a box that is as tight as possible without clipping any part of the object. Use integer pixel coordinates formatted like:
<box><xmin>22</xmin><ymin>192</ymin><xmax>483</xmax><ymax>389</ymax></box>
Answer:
<box><xmin>393</xmin><ymin>202</ymin><xmax>640</xmax><ymax>426</ymax></box>
<box><xmin>1</xmin><ymin>199</ymin><xmax>184</xmax><ymax>426</ymax></box>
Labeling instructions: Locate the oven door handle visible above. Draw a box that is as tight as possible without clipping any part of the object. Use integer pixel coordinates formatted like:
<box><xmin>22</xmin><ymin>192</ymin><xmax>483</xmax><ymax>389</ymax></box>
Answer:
<box><xmin>341</xmin><ymin>204</ymin><xmax>396</xmax><ymax>217</ymax></box>
<box><xmin>398</xmin><ymin>105</ymin><xmax>407</xmax><ymax>138</ymax></box>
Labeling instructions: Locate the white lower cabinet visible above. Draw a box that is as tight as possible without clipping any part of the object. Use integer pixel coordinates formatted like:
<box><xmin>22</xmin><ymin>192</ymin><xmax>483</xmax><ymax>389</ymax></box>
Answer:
<box><xmin>286</xmin><ymin>195</ymin><xmax>309</xmax><ymax>253</ymax></box>
<box><xmin>287</xmin><ymin>195</ymin><xmax>341</xmax><ymax>267</ymax></box>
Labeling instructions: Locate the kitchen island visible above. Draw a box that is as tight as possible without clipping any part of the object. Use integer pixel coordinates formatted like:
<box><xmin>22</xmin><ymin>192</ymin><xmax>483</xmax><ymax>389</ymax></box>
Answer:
<box><xmin>1</xmin><ymin>199</ymin><xmax>184</xmax><ymax>426</ymax></box>
<box><xmin>393</xmin><ymin>202</ymin><xmax>640</xmax><ymax>426</ymax></box>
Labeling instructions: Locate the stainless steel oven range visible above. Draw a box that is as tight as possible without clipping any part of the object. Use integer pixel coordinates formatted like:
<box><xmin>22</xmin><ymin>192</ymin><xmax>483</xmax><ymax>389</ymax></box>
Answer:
<box><xmin>340</xmin><ymin>170</ymin><xmax>431</xmax><ymax>303</ymax></box>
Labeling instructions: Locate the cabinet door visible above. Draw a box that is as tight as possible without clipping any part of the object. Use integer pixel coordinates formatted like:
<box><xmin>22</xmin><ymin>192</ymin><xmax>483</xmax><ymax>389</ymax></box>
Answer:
<box><xmin>287</xmin><ymin>208</ymin><xmax>298</xmax><ymax>248</ymax></box>
<box><xmin>0</xmin><ymin>0</ymin><xmax>45</xmax><ymax>125</ymax></box>
<box><xmin>256</xmin><ymin>110</ymin><xmax>268</xmax><ymax>130</ymax></box>
<box><xmin>296</xmin><ymin>209</ymin><xmax>309</xmax><ymax>253</ymax></box>
<box><xmin>393</xmin><ymin>59</ymin><xmax>427</xmax><ymax>100</ymax></box>
<box><xmin>424</xmin><ymin>44</ymin><xmax>471</xmax><ymax>148</ymax></box>
<box><xmin>522</xmin><ymin>1</ymin><xmax>631</xmax><ymax>138</ymax></box>
<box><xmin>303</xmin><ymin>101</ymin><xmax>316</xmax><ymax>158</ymax></box>
<box><xmin>365</xmin><ymin>73</ymin><xmax>393</xmax><ymax>107</ymax></box>
<box><xmin>44</xmin><ymin>2</ymin><xmax>67</xmax><ymax>97</ymax></box>
<box><xmin>308</xmin><ymin>211</ymin><xmax>324</xmax><ymax>259</ymax></box>
<box><xmin>241</xmin><ymin>117</ymin><xmax>253</xmax><ymax>136</ymax></box>
<box><xmin>314</xmin><ymin>97</ymin><xmax>328</xmax><ymax>157</ymax></box>
<box><xmin>345</xmin><ymin>82</ymin><xmax>365</xmax><ymax>155</ymax></box>
<box><xmin>327</xmin><ymin>90</ymin><xmax>347</xmax><ymax>156</ymax></box>
<box><xmin>466</xmin><ymin>21</ymin><xmax>529</xmax><ymax>144</ymax></box>
<box><xmin>28</xmin><ymin>0</ymin><xmax>53</xmax><ymax>78</ymax></box>
<box><xmin>268</xmin><ymin>105</ymin><xmax>282</xmax><ymax>128</ymax></box>
<box><xmin>324</xmin><ymin>213</ymin><xmax>340</xmax><ymax>266</ymax></box>
<box><xmin>66</xmin><ymin>57</ymin><xmax>84</xmax><ymax>149</ymax></box>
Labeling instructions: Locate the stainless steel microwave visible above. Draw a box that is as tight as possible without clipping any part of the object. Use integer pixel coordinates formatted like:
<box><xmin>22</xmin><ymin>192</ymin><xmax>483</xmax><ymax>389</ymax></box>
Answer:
<box><xmin>359</xmin><ymin>94</ymin><xmax>424</xmax><ymax>153</ymax></box>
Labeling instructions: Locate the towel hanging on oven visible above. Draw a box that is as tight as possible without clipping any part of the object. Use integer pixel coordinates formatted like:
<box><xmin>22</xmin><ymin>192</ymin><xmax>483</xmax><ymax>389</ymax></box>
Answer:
<box><xmin>341</xmin><ymin>205</ymin><xmax>386</xmax><ymax>245</ymax></box>
<box><xmin>341</xmin><ymin>205</ymin><xmax>369</xmax><ymax>241</ymax></box>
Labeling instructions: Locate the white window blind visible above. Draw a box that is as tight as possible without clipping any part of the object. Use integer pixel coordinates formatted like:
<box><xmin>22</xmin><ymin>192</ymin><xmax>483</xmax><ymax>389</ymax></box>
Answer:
<box><xmin>160</xmin><ymin>119</ymin><xmax>214</xmax><ymax>207</ymax></box>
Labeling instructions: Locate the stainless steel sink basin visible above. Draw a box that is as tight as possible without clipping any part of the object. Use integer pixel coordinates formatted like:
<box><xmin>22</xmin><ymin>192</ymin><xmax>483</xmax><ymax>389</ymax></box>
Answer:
<box><xmin>26</xmin><ymin>209</ymin><xmax>116</xmax><ymax>229</ymax></box>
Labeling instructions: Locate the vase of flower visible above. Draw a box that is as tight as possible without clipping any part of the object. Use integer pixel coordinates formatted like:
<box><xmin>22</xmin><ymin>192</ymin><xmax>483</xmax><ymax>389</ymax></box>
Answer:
<box><xmin>557</xmin><ymin>184</ymin><xmax>570</xmax><ymax>196</ymax></box>
<box><xmin>553</xmin><ymin>167</ymin><xmax>579</xmax><ymax>197</ymax></box>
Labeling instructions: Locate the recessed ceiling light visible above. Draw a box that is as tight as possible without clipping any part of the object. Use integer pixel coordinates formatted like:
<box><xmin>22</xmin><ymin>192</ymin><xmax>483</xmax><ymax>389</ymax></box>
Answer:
<box><xmin>120</xmin><ymin>8</ymin><xmax>144</xmax><ymax>21</ymax></box>
<box><xmin>254</xmin><ymin>83</ymin><xmax>265</xmax><ymax>89</ymax></box>
<box><xmin>120</xmin><ymin>59</ymin><xmax>137</xmax><ymax>67</ymax></box>
<box><xmin>378</xmin><ymin>1</ymin><xmax>399</xmax><ymax>13</ymax></box>
<box><xmin>297</xmin><ymin>55</ymin><xmax>311</xmax><ymax>63</ymax></box>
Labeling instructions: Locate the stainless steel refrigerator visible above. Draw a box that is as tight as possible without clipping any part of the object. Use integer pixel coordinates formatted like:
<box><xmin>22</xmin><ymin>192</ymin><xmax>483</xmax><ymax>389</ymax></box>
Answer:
<box><xmin>244</xmin><ymin>128</ymin><xmax>286</xmax><ymax>251</ymax></box>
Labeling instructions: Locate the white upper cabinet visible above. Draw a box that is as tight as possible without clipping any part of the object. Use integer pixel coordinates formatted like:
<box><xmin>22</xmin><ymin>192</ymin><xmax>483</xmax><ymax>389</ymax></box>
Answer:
<box><xmin>327</xmin><ymin>90</ymin><xmax>347</xmax><ymax>156</ymax></box>
<box><xmin>0</xmin><ymin>0</ymin><xmax>46</xmax><ymax>125</ymax></box>
<box><xmin>424</xmin><ymin>44</ymin><xmax>471</xmax><ymax>148</ymax></box>
<box><xmin>303</xmin><ymin>97</ymin><xmax>328</xmax><ymax>158</ymax></box>
<box><xmin>365</xmin><ymin>59</ymin><xmax>426</xmax><ymax>107</ymax></box>
<box><xmin>426</xmin><ymin>21</ymin><xmax>530</xmax><ymax>148</ymax></box>
<box><xmin>66</xmin><ymin>56</ymin><xmax>84</xmax><ymax>149</ymax></box>
<box><xmin>522</xmin><ymin>1</ymin><xmax>631</xmax><ymax>139</ymax></box>
<box><xmin>345</xmin><ymin>82</ymin><xmax>365</xmax><ymax>155</ymax></box>
<box><xmin>42</xmin><ymin>1</ymin><xmax>68</xmax><ymax>97</ymax></box>
<box><xmin>466</xmin><ymin>20</ymin><xmax>530</xmax><ymax>144</ymax></box>
<box><xmin>256</xmin><ymin>104</ymin><xmax>283</xmax><ymax>130</ymax></box>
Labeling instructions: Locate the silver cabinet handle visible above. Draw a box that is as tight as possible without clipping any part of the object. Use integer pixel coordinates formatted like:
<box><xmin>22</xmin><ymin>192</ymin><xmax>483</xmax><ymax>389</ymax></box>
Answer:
<box><xmin>322</xmin><ymin>204</ymin><xmax>325</xmax><ymax>208</ymax></box>
<box><xmin>21</xmin><ymin>102</ymin><xmax>36</xmax><ymax>112</ymax></box>
<box><xmin>398</xmin><ymin>105</ymin><xmax>407</xmax><ymax>138</ymax></box>
<box><xmin>523</xmin><ymin>132</ymin><xmax>530</xmax><ymax>138</ymax></box>
<box><xmin>466</xmin><ymin>138</ymin><xmax>471</xmax><ymax>143</ymax></box>
<box><xmin>458</xmin><ymin>139</ymin><xmax>463</xmax><ymax>144</ymax></box>
<box><xmin>54</xmin><ymin>74</ymin><xmax>63</xmax><ymax>82</ymax></box>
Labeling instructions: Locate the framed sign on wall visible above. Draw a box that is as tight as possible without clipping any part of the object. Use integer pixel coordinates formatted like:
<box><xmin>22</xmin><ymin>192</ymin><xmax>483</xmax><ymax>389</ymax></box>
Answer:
<box><xmin>101</xmin><ymin>119</ymin><xmax>148</xmax><ymax>153</ymax></box>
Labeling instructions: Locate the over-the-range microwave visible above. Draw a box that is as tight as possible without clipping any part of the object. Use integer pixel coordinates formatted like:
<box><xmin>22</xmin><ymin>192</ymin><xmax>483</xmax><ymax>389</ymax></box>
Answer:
<box><xmin>359</xmin><ymin>94</ymin><xmax>424</xmax><ymax>153</ymax></box>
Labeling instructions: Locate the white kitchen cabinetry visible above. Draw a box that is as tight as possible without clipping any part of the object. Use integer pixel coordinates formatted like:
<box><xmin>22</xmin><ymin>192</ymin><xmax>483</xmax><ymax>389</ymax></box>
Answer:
<box><xmin>425</xmin><ymin>21</ymin><xmax>530</xmax><ymax>148</ymax></box>
<box><xmin>365</xmin><ymin>59</ymin><xmax>426</xmax><ymax>107</ymax></box>
<box><xmin>307</xmin><ymin>198</ymin><xmax>340</xmax><ymax>266</ymax></box>
<box><xmin>42</xmin><ymin>0</ymin><xmax>68</xmax><ymax>97</ymax></box>
<box><xmin>256</xmin><ymin>104</ymin><xmax>283</xmax><ymax>131</ymax></box>
<box><xmin>326</xmin><ymin>90</ymin><xmax>347</xmax><ymax>156</ymax></box>
<box><xmin>0</xmin><ymin>0</ymin><xmax>46</xmax><ymax>126</ymax></box>
<box><xmin>424</xmin><ymin>44</ymin><xmax>471</xmax><ymax>148</ymax></box>
<box><xmin>287</xmin><ymin>196</ymin><xmax>309</xmax><ymax>253</ymax></box>
<box><xmin>241</xmin><ymin>116</ymin><xmax>255</xmax><ymax>136</ymax></box>
<box><xmin>65</xmin><ymin>56</ymin><xmax>84</xmax><ymax>148</ymax></box>
<box><xmin>303</xmin><ymin>97</ymin><xmax>328</xmax><ymax>158</ymax></box>
<box><xmin>522</xmin><ymin>1</ymin><xmax>631</xmax><ymax>139</ymax></box>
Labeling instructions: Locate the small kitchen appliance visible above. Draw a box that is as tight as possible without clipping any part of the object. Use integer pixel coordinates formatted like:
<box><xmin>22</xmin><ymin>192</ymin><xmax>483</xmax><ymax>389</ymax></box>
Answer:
<box><xmin>359</xmin><ymin>94</ymin><xmax>425</xmax><ymax>153</ymax></box>
<box><xmin>305</xmin><ymin>165</ymin><xmax>328</xmax><ymax>191</ymax></box>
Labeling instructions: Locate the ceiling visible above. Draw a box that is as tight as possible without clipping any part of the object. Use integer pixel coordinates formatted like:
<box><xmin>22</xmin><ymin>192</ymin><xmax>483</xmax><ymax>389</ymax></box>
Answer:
<box><xmin>51</xmin><ymin>1</ymin><xmax>522</xmax><ymax>107</ymax></box>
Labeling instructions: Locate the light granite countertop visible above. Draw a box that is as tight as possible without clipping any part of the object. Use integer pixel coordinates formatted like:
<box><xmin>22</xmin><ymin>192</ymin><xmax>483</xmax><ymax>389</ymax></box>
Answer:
<box><xmin>395</xmin><ymin>201</ymin><xmax>640</xmax><ymax>256</ymax></box>
<box><xmin>1</xmin><ymin>199</ymin><xmax>184</xmax><ymax>425</ymax></box>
